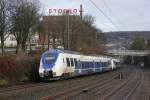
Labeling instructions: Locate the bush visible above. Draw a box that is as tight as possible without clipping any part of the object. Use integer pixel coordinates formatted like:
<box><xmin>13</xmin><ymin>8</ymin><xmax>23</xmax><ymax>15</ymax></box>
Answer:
<box><xmin>0</xmin><ymin>54</ymin><xmax>41</xmax><ymax>86</ymax></box>
<box><xmin>28</xmin><ymin>56</ymin><xmax>41</xmax><ymax>82</ymax></box>
<box><xmin>16</xmin><ymin>54</ymin><xmax>41</xmax><ymax>82</ymax></box>
<box><xmin>0</xmin><ymin>56</ymin><xmax>24</xmax><ymax>85</ymax></box>
<box><xmin>22</xmin><ymin>56</ymin><xmax>41</xmax><ymax>82</ymax></box>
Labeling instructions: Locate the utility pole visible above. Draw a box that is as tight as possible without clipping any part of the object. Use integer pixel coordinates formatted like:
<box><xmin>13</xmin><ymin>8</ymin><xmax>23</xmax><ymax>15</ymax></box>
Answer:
<box><xmin>48</xmin><ymin>32</ymin><xmax>50</xmax><ymax>50</ymax></box>
<box><xmin>80</xmin><ymin>4</ymin><xmax>83</xmax><ymax>20</ymax></box>
<box><xmin>65</xmin><ymin>10</ymin><xmax>70</xmax><ymax>50</ymax></box>
<box><xmin>67</xmin><ymin>12</ymin><xmax>70</xmax><ymax>50</ymax></box>
<box><xmin>45</xmin><ymin>22</ymin><xmax>49</xmax><ymax>50</ymax></box>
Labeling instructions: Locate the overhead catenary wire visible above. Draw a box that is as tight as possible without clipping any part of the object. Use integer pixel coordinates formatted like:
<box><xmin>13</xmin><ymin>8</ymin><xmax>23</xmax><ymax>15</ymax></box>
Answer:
<box><xmin>89</xmin><ymin>0</ymin><xmax>121</xmax><ymax>31</ymax></box>
<box><xmin>101</xmin><ymin>0</ymin><xmax>125</xmax><ymax>29</ymax></box>
<box><xmin>101</xmin><ymin>0</ymin><xmax>112</xmax><ymax>13</ymax></box>
<box><xmin>91</xmin><ymin>0</ymin><xmax>150</xmax><ymax>31</ymax></box>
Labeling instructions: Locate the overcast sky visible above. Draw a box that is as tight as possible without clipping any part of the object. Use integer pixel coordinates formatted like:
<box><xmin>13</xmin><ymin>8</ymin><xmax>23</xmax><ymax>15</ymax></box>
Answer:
<box><xmin>39</xmin><ymin>0</ymin><xmax>150</xmax><ymax>32</ymax></box>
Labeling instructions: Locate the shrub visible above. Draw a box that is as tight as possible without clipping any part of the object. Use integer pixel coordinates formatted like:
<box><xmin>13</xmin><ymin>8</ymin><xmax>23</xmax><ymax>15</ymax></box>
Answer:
<box><xmin>28</xmin><ymin>56</ymin><xmax>41</xmax><ymax>82</ymax></box>
<box><xmin>17</xmin><ymin>55</ymin><xmax>41</xmax><ymax>82</ymax></box>
<box><xmin>0</xmin><ymin>56</ymin><xmax>24</xmax><ymax>85</ymax></box>
<box><xmin>0</xmin><ymin>54</ymin><xmax>41</xmax><ymax>86</ymax></box>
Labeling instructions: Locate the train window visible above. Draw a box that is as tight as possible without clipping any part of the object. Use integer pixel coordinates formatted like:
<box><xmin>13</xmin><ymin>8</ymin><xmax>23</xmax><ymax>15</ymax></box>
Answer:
<box><xmin>93</xmin><ymin>61</ymin><xmax>95</xmax><ymax>68</ymax></box>
<box><xmin>99</xmin><ymin>62</ymin><xmax>101</xmax><ymax>67</ymax></box>
<box><xmin>70</xmin><ymin>58</ymin><xmax>74</xmax><ymax>66</ymax></box>
<box><xmin>66</xmin><ymin>58</ymin><xmax>70</xmax><ymax>67</ymax></box>
<box><xmin>104</xmin><ymin>62</ymin><xmax>108</xmax><ymax>66</ymax></box>
<box><xmin>74</xmin><ymin>58</ymin><xmax>78</xmax><ymax>67</ymax></box>
<box><xmin>101</xmin><ymin>62</ymin><xmax>104</xmax><ymax>67</ymax></box>
<box><xmin>78</xmin><ymin>60</ymin><xmax>81</xmax><ymax>68</ymax></box>
<box><xmin>43</xmin><ymin>53</ymin><xmax>55</xmax><ymax>64</ymax></box>
<box><xmin>84</xmin><ymin>62</ymin><xmax>86</xmax><ymax>68</ymax></box>
<box><xmin>96</xmin><ymin>62</ymin><xmax>99</xmax><ymax>68</ymax></box>
<box><xmin>90</xmin><ymin>62</ymin><xmax>93</xmax><ymax>68</ymax></box>
<box><xmin>97</xmin><ymin>62</ymin><xmax>99</xmax><ymax>68</ymax></box>
<box><xmin>85</xmin><ymin>62</ymin><xmax>87</xmax><ymax>68</ymax></box>
<box><xmin>82</xmin><ymin>62</ymin><xmax>84</xmax><ymax>69</ymax></box>
<box><xmin>81</xmin><ymin>62</ymin><xmax>83</xmax><ymax>68</ymax></box>
<box><xmin>87</xmin><ymin>62</ymin><xmax>89</xmax><ymax>68</ymax></box>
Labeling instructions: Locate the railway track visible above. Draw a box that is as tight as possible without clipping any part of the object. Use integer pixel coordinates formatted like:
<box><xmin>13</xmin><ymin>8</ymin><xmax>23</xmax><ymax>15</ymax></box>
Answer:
<box><xmin>39</xmin><ymin>66</ymin><xmax>132</xmax><ymax>100</ymax></box>
<box><xmin>101</xmin><ymin>66</ymin><xmax>144</xmax><ymax>100</ymax></box>
<box><xmin>0</xmin><ymin>69</ymin><xmax>120</xmax><ymax>96</ymax></box>
<box><xmin>136</xmin><ymin>66</ymin><xmax>150</xmax><ymax>100</ymax></box>
<box><xmin>63</xmin><ymin>66</ymin><xmax>134</xmax><ymax>100</ymax></box>
<box><xmin>124</xmin><ymin>68</ymin><xmax>144</xmax><ymax>100</ymax></box>
<box><xmin>0</xmin><ymin>82</ymin><xmax>50</xmax><ymax>95</ymax></box>
<box><xmin>40</xmin><ymin>75</ymin><xmax>118</xmax><ymax>100</ymax></box>
<box><xmin>39</xmin><ymin>66</ymin><xmax>144</xmax><ymax>100</ymax></box>
<box><xmin>0</xmin><ymin>65</ymin><xmax>133</xmax><ymax>100</ymax></box>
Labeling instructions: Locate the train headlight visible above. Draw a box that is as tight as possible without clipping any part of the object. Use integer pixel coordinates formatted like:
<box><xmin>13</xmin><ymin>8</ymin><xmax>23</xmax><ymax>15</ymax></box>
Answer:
<box><xmin>39</xmin><ymin>68</ymin><xmax>44</xmax><ymax>73</ymax></box>
<box><xmin>39</xmin><ymin>65</ymin><xmax>45</xmax><ymax>77</ymax></box>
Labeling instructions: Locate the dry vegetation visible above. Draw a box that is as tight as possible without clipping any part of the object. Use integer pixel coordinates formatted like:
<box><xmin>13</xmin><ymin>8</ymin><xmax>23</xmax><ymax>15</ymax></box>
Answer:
<box><xmin>0</xmin><ymin>53</ymin><xmax>41</xmax><ymax>87</ymax></box>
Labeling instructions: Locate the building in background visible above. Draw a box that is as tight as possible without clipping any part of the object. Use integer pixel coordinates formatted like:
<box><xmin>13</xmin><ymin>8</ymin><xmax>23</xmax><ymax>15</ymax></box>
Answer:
<box><xmin>0</xmin><ymin>34</ymin><xmax>39</xmax><ymax>49</ymax></box>
<box><xmin>39</xmin><ymin>15</ymin><xmax>81</xmax><ymax>50</ymax></box>
<box><xmin>4</xmin><ymin>34</ymin><xmax>17</xmax><ymax>47</ymax></box>
<box><xmin>39</xmin><ymin>5</ymin><xmax>83</xmax><ymax>50</ymax></box>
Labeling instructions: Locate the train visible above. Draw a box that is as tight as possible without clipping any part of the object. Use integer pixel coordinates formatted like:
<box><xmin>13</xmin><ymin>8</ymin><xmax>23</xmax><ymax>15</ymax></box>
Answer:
<box><xmin>39</xmin><ymin>49</ymin><xmax>121</xmax><ymax>79</ymax></box>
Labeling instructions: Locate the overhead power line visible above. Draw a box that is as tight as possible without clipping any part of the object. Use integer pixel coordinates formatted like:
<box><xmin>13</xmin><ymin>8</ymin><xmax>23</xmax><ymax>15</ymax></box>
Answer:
<box><xmin>89</xmin><ymin>0</ymin><xmax>120</xmax><ymax>30</ymax></box>
<box><xmin>101</xmin><ymin>0</ymin><xmax>125</xmax><ymax>29</ymax></box>
<box><xmin>101</xmin><ymin>0</ymin><xmax>112</xmax><ymax>13</ymax></box>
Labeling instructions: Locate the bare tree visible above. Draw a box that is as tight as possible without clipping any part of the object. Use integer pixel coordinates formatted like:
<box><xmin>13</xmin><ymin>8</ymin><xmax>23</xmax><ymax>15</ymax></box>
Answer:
<box><xmin>0</xmin><ymin>0</ymin><xmax>12</xmax><ymax>55</ymax></box>
<box><xmin>11</xmin><ymin>0</ymin><xmax>41</xmax><ymax>53</ymax></box>
<box><xmin>41</xmin><ymin>14</ymin><xmax>103</xmax><ymax>54</ymax></box>
<box><xmin>73</xmin><ymin>14</ymin><xmax>104</xmax><ymax>54</ymax></box>
<box><xmin>43</xmin><ymin>16</ymin><xmax>63</xmax><ymax>49</ymax></box>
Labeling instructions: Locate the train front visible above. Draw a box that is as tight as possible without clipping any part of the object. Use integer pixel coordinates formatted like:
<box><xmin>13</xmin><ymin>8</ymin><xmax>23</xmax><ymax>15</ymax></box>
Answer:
<box><xmin>39</xmin><ymin>50</ymin><xmax>59</xmax><ymax>79</ymax></box>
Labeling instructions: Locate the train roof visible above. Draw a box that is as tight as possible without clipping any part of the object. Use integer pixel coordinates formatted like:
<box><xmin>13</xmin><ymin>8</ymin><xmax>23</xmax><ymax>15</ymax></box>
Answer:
<box><xmin>45</xmin><ymin>49</ymin><xmax>106</xmax><ymax>56</ymax></box>
<box><xmin>45</xmin><ymin>49</ymin><xmax>81</xmax><ymax>55</ymax></box>
<box><xmin>44</xmin><ymin>49</ymin><xmax>120</xmax><ymax>59</ymax></box>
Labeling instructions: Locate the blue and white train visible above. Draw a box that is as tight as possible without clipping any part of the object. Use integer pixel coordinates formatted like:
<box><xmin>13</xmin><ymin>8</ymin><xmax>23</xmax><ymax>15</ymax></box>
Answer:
<box><xmin>39</xmin><ymin>49</ymin><xmax>120</xmax><ymax>79</ymax></box>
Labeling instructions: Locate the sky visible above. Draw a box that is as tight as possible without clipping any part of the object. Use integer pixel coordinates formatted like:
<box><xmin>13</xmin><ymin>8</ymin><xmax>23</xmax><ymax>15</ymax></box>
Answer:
<box><xmin>39</xmin><ymin>0</ymin><xmax>150</xmax><ymax>32</ymax></box>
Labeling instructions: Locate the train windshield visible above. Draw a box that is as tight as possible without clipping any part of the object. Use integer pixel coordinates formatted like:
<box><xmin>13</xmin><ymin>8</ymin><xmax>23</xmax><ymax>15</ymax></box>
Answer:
<box><xmin>43</xmin><ymin>53</ymin><xmax>56</xmax><ymax>64</ymax></box>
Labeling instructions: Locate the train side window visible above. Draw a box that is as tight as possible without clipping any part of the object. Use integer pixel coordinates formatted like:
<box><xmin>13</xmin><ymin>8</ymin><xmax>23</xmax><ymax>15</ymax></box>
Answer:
<box><xmin>82</xmin><ymin>62</ymin><xmax>84</xmax><ymax>69</ymax></box>
<box><xmin>96</xmin><ymin>62</ymin><xmax>99</xmax><ymax>68</ymax></box>
<box><xmin>66</xmin><ymin>58</ymin><xmax>70</xmax><ymax>67</ymax></box>
<box><xmin>79</xmin><ymin>60</ymin><xmax>82</xmax><ymax>68</ymax></box>
<box><xmin>84</xmin><ymin>62</ymin><xmax>86</xmax><ymax>68</ymax></box>
<box><xmin>70</xmin><ymin>58</ymin><xmax>74</xmax><ymax>66</ymax></box>
<box><xmin>90</xmin><ymin>62</ymin><xmax>93</xmax><ymax>68</ymax></box>
<box><xmin>99</xmin><ymin>62</ymin><xmax>101</xmax><ymax>67</ymax></box>
<box><xmin>74</xmin><ymin>58</ymin><xmax>77</xmax><ymax>67</ymax></box>
<box><xmin>99</xmin><ymin>61</ymin><xmax>101</xmax><ymax>67</ymax></box>
<box><xmin>85</xmin><ymin>62</ymin><xmax>87</xmax><ymax>68</ymax></box>
<box><xmin>87</xmin><ymin>62</ymin><xmax>89</xmax><ymax>68</ymax></box>
<box><xmin>104</xmin><ymin>62</ymin><xmax>106</xmax><ymax>66</ymax></box>
<box><xmin>101</xmin><ymin>62</ymin><xmax>104</xmax><ymax>67</ymax></box>
<box><xmin>90</xmin><ymin>62</ymin><xmax>92</xmax><ymax>68</ymax></box>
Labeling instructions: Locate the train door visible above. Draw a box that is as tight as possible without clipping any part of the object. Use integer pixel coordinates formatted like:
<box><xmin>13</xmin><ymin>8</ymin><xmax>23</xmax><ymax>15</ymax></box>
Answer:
<box><xmin>65</xmin><ymin>57</ymin><xmax>75</xmax><ymax>76</ymax></box>
<box><xmin>99</xmin><ymin>60</ymin><xmax>103</xmax><ymax>72</ymax></box>
<box><xmin>74</xmin><ymin>58</ymin><xmax>78</xmax><ymax>68</ymax></box>
<box><xmin>111</xmin><ymin>59</ymin><xmax>114</xmax><ymax>70</ymax></box>
<box><xmin>65</xmin><ymin>57</ymin><xmax>71</xmax><ymax>73</ymax></box>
